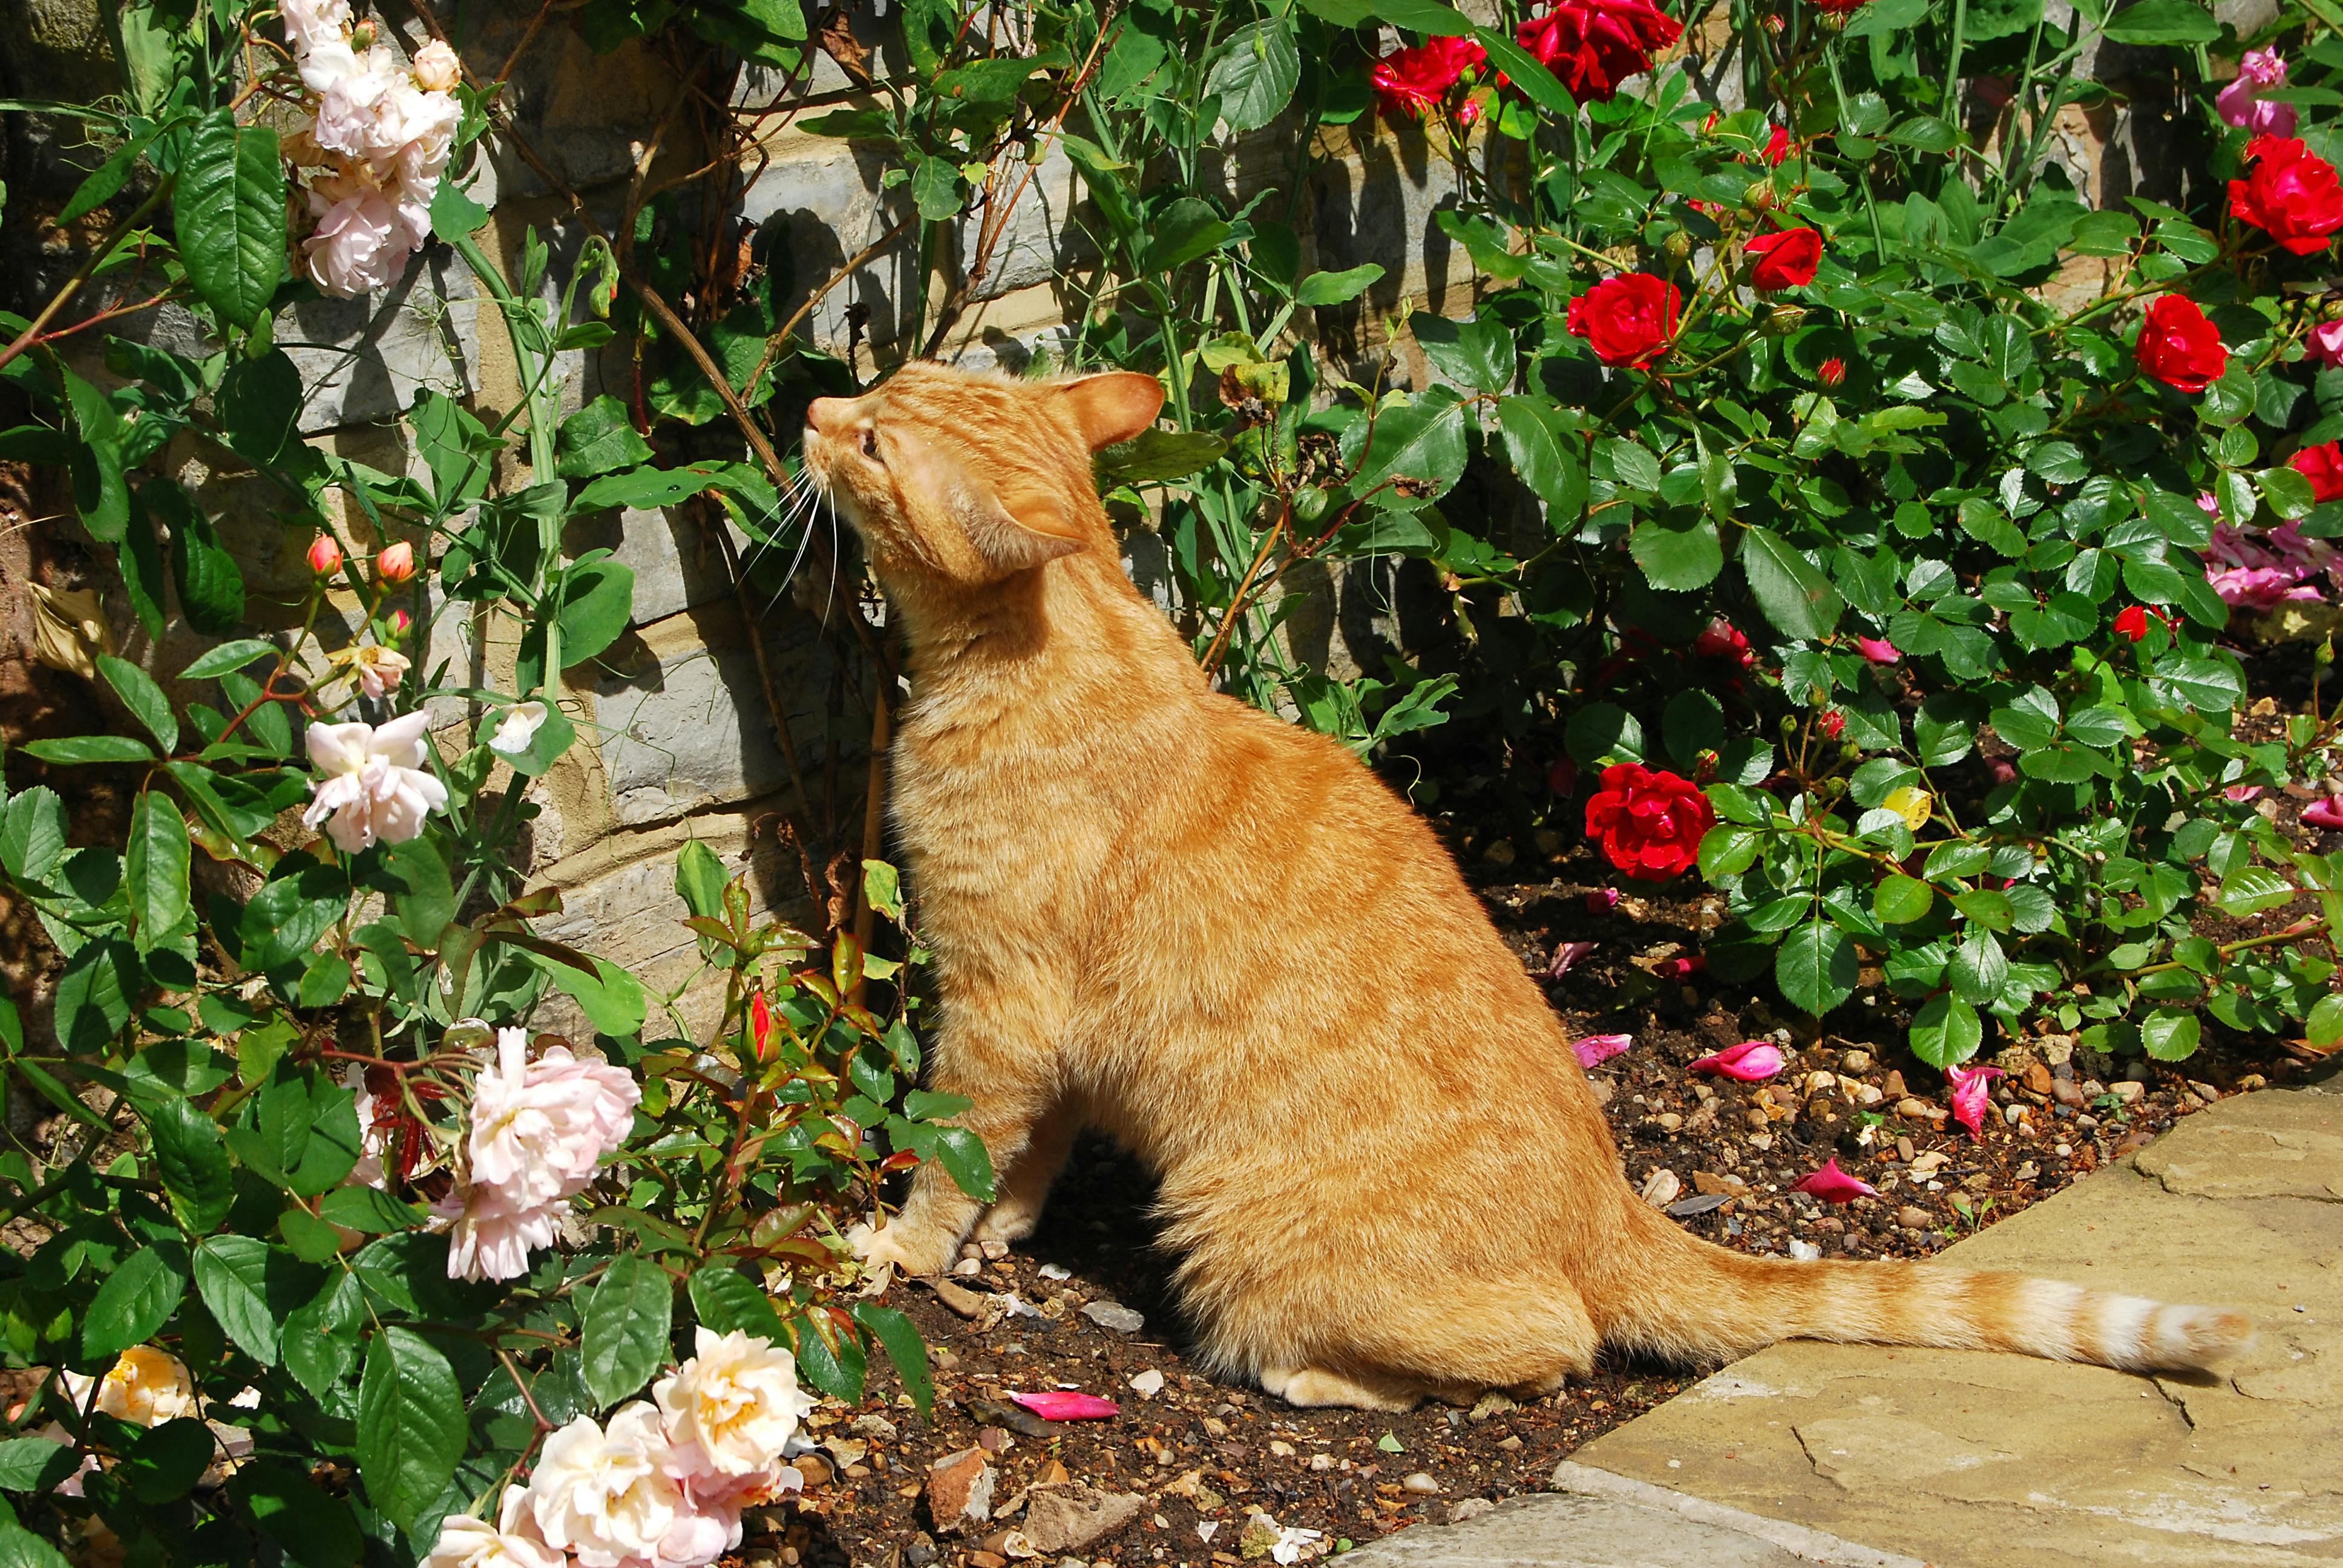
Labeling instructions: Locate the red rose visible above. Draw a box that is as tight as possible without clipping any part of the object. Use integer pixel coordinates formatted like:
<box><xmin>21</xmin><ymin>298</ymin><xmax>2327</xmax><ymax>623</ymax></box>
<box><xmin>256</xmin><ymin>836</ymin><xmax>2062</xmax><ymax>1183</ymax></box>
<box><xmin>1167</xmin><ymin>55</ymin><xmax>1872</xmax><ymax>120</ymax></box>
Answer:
<box><xmin>1817</xmin><ymin>356</ymin><xmax>1846</xmax><ymax>387</ymax></box>
<box><xmin>1516</xmin><ymin>0</ymin><xmax>1683</xmax><ymax>103</ymax></box>
<box><xmin>1584</xmin><ymin>762</ymin><xmax>1716</xmax><ymax>882</ymax></box>
<box><xmin>1818</xmin><ymin>710</ymin><xmax>1845</xmax><ymax>739</ymax></box>
<box><xmin>1762</xmin><ymin>124</ymin><xmax>1793</xmax><ymax>165</ymax></box>
<box><xmin>1693</xmin><ymin>618</ymin><xmax>1753</xmax><ymax>665</ymax></box>
<box><xmin>2229</xmin><ymin>135</ymin><xmax>2343</xmax><ymax>255</ymax></box>
<box><xmin>2113</xmin><ymin>605</ymin><xmax>2149</xmax><ymax>642</ymax></box>
<box><xmin>1371</xmin><ymin>35</ymin><xmax>1487</xmax><ymax>118</ymax></box>
<box><xmin>1567</xmin><ymin>273</ymin><xmax>1680</xmax><ymax>367</ymax></box>
<box><xmin>2294</xmin><ymin>440</ymin><xmax>2343</xmax><ymax>502</ymax></box>
<box><xmin>2133</xmin><ymin>295</ymin><xmax>2227</xmax><ymax>393</ymax></box>
<box><xmin>1745</xmin><ymin>227</ymin><xmax>1821</xmax><ymax>290</ymax></box>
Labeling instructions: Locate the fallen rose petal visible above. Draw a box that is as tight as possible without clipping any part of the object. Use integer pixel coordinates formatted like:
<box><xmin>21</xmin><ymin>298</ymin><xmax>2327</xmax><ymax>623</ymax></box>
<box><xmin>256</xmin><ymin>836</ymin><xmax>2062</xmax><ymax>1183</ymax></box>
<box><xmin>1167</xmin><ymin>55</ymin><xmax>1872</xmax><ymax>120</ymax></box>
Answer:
<box><xmin>1008</xmin><ymin>1391</ymin><xmax>1118</xmax><ymax>1421</ymax></box>
<box><xmin>1585</xmin><ymin>888</ymin><xmax>1620</xmax><ymax>914</ymax></box>
<box><xmin>2225</xmin><ymin>783</ymin><xmax>2264</xmax><ymax>802</ymax></box>
<box><xmin>1548</xmin><ymin>941</ymin><xmax>1599</xmax><ymax>978</ymax></box>
<box><xmin>2304</xmin><ymin>799</ymin><xmax>2343</xmax><ymax>829</ymax></box>
<box><xmin>1654</xmin><ymin>954</ymin><xmax>1706</xmax><ymax>980</ymax></box>
<box><xmin>1573</xmin><ymin>1033</ymin><xmax>1632</xmax><ymax>1070</ymax></box>
<box><xmin>1946</xmin><ymin>1062</ymin><xmax>2004</xmax><ymax>1141</ymax></box>
<box><xmin>1689</xmin><ymin>1040</ymin><xmax>1784</xmax><ymax>1082</ymax></box>
<box><xmin>1793</xmin><ymin>1157</ymin><xmax>1877</xmax><ymax>1204</ymax></box>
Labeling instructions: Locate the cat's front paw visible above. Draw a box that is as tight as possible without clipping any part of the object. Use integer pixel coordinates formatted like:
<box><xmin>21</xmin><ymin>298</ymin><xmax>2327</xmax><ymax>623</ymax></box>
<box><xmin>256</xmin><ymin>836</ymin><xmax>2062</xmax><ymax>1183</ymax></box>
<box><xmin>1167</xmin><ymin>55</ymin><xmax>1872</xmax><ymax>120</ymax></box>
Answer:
<box><xmin>847</xmin><ymin>1220</ymin><xmax>952</xmax><ymax>1284</ymax></box>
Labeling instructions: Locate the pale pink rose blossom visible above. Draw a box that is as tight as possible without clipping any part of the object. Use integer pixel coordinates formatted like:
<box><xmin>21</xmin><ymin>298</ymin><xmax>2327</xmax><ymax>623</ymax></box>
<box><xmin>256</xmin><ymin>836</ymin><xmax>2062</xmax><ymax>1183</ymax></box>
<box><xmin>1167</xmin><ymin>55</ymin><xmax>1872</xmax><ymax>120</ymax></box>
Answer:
<box><xmin>441</xmin><ymin>1182</ymin><xmax>560</xmax><ymax>1282</ymax></box>
<box><xmin>352</xmin><ymin>642</ymin><xmax>411</xmax><ymax>701</ymax></box>
<box><xmin>1689</xmin><ymin>1040</ymin><xmax>1785</xmax><ymax>1082</ymax></box>
<box><xmin>1946</xmin><ymin>1062</ymin><xmax>2003</xmax><ymax>1140</ymax></box>
<box><xmin>303</xmin><ymin>185</ymin><xmax>407</xmax><ymax>296</ymax></box>
<box><xmin>311</xmin><ymin>47</ymin><xmax>404</xmax><ymax>162</ymax></box>
<box><xmin>1571</xmin><ymin>1033</ymin><xmax>1632</xmax><ymax>1070</ymax></box>
<box><xmin>2217</xmin><ymin>48</ymin><xmax>2297</xmax><ymax>138</ymax></box>
<box><xmin>412</xmin><ymin>38</ymin><xmax>462</xmax><ymax>92</ymax></box>
<box><xmin>423</xmin><ymin>1486</ymin><xmax>565</xmax><ymax>1568</ymax></box>
<box><xmin>302</xmin><ymin>711</ymin><xmax>449</xmax><ymax>852</ymax></box>
<box><xmin>62</xmin><ymin>1348</ymin><xmax>198</xmax><ymax>1428</ymax></box>
<box><xmin>467</xmin><ymin>1027</ymin><xmax>640</xmax><ymax>1210</ymax></box>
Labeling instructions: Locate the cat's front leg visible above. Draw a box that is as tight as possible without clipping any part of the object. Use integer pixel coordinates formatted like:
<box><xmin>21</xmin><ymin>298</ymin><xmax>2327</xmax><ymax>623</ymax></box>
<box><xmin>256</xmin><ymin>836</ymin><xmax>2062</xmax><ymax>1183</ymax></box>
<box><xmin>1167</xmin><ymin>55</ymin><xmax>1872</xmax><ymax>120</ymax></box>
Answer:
<box><xmin>850</xmin><ymin>990</ymin><xmax>1062</xmax><ymax>1279</ymax></box>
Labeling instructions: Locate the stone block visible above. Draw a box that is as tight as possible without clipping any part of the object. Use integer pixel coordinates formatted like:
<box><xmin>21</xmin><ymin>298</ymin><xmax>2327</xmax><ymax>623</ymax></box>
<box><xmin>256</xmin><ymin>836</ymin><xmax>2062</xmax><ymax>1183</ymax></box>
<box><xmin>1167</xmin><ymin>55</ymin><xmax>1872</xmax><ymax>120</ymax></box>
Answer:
<box><xmin>281</xmin><ymin>248</ymin><xmax>484</xmax><ymax>433</ymax></box>
<box><xmin>741</xmin><ymin>141</ymin><xmax>923</xmax><ymax>355</ymax></box>
<box><xmin>590</xmin><ymin>595</ymin><xmax>847</xmax><ymax>828</ymax></box>
<box><xmin>528</xmin><ymin>812</ymin><xmax>819</xmax><ymax>1043</ymax></box>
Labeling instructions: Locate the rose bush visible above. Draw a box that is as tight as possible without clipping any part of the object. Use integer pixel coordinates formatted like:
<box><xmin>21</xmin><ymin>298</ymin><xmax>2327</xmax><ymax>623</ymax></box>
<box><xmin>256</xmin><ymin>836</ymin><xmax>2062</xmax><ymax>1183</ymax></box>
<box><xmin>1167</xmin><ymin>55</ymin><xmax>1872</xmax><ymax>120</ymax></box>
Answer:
<box><xmin>11</xmin><ymin>0</ymin><xmax>2343</xmax><ymax>1558</ymax></box>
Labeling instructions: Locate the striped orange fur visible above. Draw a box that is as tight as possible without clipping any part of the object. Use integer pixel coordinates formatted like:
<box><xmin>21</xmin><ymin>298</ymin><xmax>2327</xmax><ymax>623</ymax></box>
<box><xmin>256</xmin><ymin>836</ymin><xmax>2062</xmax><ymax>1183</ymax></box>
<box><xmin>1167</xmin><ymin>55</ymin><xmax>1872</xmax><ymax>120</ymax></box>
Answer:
<box><xmin>804</xmin><ymin>363</ymin><xmax>2254</xmax><ymax>1412</ymax></box>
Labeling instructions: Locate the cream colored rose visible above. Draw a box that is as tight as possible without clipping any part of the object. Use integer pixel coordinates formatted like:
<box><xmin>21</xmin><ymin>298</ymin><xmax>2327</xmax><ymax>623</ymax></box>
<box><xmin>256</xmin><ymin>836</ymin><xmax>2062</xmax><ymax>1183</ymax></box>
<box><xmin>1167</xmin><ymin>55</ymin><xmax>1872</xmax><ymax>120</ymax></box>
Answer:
<box><xmin>526</xmin><ymin>1403</ymin><xmax>681</xmax><ymax>1568</ymax></box>
<box><xmin>653</xmin><ymin>1328</ymin><xmax>816</xmax><ymax>1481</ymax></box>
<box><xmin>411</xmin><ymin>39</ymin><xmax>460</xmax><ymax>93</ymax></box>
<box><xmin>64</xmin><ymin>1347</ymin><xmax>198</xmax><ymax>1428</ymax></box>
<box><xmin>423</xmin><ymin>1485</ymin><xmax>563</xmax><ymax>1568</ymax></box>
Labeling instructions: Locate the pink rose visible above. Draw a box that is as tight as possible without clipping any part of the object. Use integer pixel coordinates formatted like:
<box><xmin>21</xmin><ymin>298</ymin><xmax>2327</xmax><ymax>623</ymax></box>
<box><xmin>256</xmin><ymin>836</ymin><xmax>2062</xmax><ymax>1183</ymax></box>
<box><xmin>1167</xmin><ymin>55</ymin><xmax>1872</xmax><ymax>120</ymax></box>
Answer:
<box><xmin>1947</xmin><ymin>1062</ymin><xmax>2003</xmax><ymax>1140</ymax></box>
<box><xmin>1689</xmin><ymin>1040</ymin><xmax>1785</xmax><ymax>1082</ymax></box>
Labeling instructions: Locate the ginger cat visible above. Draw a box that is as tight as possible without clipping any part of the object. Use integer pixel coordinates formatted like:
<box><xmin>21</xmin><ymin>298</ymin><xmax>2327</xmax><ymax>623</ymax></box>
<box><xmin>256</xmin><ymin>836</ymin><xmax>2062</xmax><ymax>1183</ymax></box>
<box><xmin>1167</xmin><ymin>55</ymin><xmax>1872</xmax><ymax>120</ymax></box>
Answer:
<box><xmin>802</xmin><ymin>364</ymin><xmax>2252</xmax><ymax>1411</ymax></box>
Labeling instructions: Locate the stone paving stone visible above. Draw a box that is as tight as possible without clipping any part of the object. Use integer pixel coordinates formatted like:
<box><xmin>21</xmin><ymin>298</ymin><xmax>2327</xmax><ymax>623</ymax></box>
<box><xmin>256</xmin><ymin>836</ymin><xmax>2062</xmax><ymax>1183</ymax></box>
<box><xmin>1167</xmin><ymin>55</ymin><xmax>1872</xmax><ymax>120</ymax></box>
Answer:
<box><xmin>1569</xmin><ymin>1076</ymin><xmax>2343</xmax><ymax>1568</ymax></box>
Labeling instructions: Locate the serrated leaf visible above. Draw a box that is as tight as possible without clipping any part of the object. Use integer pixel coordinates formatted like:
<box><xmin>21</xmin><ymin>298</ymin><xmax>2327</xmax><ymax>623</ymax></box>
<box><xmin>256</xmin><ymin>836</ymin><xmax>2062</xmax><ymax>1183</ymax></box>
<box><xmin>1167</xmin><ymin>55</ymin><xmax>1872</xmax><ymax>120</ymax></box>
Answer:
<box><xmin>82</xmin><ymin>1246</ymin><xmax>185</xmax><ymax>1362</ymax></box>
<box><xmin>1908</xmin><ymin>993</ymin><xmax>1982</xmax><ymax>1068</ymax></box>
<box><xmin>582</xmin><ymin>1255</ymin><xmax>673</xmax><ymax>1407</ymax></box>
<box><xmin>2140</xmin><ymin>1010</ymin><xmax>2202</xmax><ymax>1060</ymax></box>
<box><xmin>1776</xmin><ymin>921</ymin><xmax>1857</xmax><ymax>1015</ymax></box>
<box><xmin>1742</xmin><ymin>526</ymin><xmax>1843</xmax><ymax>639</ymax></box>
<box><xmin>96</xmin><ymin>655</ymin><xmax>177</xmax><ymax>754</ymax></box>
<box><xmin>150</xmin><ymin>1094</ymin><xmax>235</xmax><ymax>1233</ymax></box>
<box><xmin>356</xmin><ymin>1327</ymin><xmax>465</xmax><ymax>1529</ymax></box>
<box><xmin>175</xmin><ymin>110</ymin><xmax>286</xmax><ymax>328</ymax></box>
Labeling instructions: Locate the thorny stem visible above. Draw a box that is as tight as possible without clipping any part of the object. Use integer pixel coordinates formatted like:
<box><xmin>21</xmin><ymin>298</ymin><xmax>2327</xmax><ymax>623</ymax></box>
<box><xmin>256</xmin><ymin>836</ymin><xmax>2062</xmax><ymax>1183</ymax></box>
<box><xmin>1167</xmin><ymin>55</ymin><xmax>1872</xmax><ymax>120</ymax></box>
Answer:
<box><xmin>0</xmin><ymin>179</ymin><xmax>175</xmax><ymax>377</ymax></box>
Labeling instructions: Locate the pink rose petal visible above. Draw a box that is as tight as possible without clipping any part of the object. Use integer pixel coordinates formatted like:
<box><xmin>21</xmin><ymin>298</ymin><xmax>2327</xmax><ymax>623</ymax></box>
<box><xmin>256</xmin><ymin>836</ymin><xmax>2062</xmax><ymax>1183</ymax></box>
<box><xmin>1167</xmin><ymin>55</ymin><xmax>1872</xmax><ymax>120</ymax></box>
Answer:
<box><xmin>1586</xmin><ymin>888</ymin><xmax>1621</xmax><ymax>915</ymax></box>
<box><xmin>2304</xmin><ymin>799</ymin><xmax>2343</xmax><ymax>829</ymax></box>
<box><xmin>1855</xmin><ymin>636</ymin><xmax>1901</xmax><ymax>664</ymax></box>
<box><xmin>1549</xmin><ymin>941</ymin><xmax>1599</xmax><ymax>978</ymax></box>
<box><xmin>1792</xmin><ymin>1157</ymin><xmax>1877</xmax><ymax>1204</ymax></box>
<box><xmin>1655</xmin><ymin>955</ymin><xmax>1706</xmax><ymax>980</ymax></box>
<box><xmin>1946</xmin><ymin>1062</ymin><xmax>2004</xmax><ymax>1141</ymax></box>
<box><xmin>1573</xmin><ymin>1033</ymin><xmax>1632</xmax><ymax>1070</ymax></box>
<box><xmin>1008</xmin><ymin>1391</ymin><xmax>1119</xmax><ymax>1421</ymax></box>
<box><xmin>2224</xmin><ymin>784</ymin><xmax>2264</xmax><ymax>803</ymax></box>
<box><xmin>1688</xmin><ymin>1040</ymin><xmax>1785</xmax><ymax>1082</ymax></box>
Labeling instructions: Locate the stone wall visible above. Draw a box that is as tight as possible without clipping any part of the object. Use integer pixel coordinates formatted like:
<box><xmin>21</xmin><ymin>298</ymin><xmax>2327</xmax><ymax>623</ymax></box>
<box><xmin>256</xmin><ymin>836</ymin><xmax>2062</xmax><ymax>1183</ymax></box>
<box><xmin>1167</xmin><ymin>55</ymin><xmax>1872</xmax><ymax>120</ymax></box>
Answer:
<box><xmin>0</xmin><ymin>0</ymin><xmax>2217</xmax><ymax>1042</ymax></box>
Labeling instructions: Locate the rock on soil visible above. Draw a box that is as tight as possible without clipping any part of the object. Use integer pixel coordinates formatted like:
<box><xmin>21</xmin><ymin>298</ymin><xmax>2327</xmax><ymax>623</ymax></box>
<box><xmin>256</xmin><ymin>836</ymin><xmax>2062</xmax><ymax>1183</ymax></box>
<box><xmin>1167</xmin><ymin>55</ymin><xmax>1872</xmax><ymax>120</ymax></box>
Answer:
<box><xmin>1022</xmin><ymin>1483</ymin><xmax>1146</xmax><ymax>1553</ymax></box>
<box><xmin>926</xmin><ymin>1448</ymin><xmax>995</xmax><ymax>1537</ymax></box>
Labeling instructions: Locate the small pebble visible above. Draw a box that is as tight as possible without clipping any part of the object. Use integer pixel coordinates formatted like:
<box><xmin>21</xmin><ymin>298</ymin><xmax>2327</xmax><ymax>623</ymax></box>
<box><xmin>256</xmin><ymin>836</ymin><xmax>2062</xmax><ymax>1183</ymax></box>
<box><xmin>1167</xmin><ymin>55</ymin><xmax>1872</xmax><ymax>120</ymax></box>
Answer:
<box><xmin>1401</xmin><ymin>1472</ymin><xmax>1440</xmax><ymax>1495</ymax></box>
<box><xmin>1841</xmin><ymin>1050</ymin><xmax>1873</xmax><ymax>1073</ymax></box>
<box><xmin>1129</xmin><ymin>1368</ymin><xmax>1165</xmax><ymax>1399</ymax></box>
<box><xmin>1081</xmin><ymin>1301</ymin><xmax>1145</xmax><ymax>1333</ymax></box>
<box><xmin>1898</xmin><ymin>1206</ymin><xmax>1934</xmax><ymax>1231</ymax></box>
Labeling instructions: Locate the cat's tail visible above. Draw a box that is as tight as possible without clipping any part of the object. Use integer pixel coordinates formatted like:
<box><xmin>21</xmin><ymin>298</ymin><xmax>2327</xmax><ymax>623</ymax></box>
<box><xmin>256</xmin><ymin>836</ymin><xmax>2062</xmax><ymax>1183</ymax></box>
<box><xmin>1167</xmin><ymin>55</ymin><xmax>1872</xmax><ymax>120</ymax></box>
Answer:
<box><xmin>1605</xmin><ymin>1206</ymin><xmax>2253</xmax><ymax>1374</ymax></box>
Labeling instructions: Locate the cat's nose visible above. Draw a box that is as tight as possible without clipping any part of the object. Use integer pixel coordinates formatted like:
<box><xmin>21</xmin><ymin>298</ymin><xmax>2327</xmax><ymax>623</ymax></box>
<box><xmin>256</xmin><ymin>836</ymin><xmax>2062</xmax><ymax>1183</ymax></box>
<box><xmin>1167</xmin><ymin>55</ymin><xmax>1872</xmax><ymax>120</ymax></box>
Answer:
<box><xmin>806</xmin><ymin>397</ymin><xmax>847</xmax><ymax>437</ymax></box>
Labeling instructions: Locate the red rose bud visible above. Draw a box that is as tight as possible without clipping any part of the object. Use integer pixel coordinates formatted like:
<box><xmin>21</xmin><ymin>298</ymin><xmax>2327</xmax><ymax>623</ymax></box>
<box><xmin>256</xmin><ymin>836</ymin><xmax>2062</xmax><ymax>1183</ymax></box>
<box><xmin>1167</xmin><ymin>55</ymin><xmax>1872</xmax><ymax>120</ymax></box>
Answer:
<box><xmin>308</xmin><ymin>534</ymin><xmax>344</xmax><ymax>575</ymax></box>
<box><xmin>1818</xmin><ymin>356</ymin><xmax>1846</xmax><ymax>387</ymax></box>
<box><xmin>1693</xmin><ymin>618</ymin><xmax>1755</xmax><ymax>665</ymax></box>
<box><xmin>387</xmin><ymin>609</ymin><xmax>412</xmax><ymax>640</ymax></box>
<box><xmin>1515</xmin><ymin>0</ymin><xmax>1683</xmax><ymax>104</ymax></box>
<box><xmin>1567</xmin><ymin>273</ymin><xmax>1682</xmax><ymax>368</ymax></box>
<box><xmin>1548</xmin><ymin>757</ymin><xmax>1579</xmax><ymax>796</ymax></box>
<box><xmin>2133</xmin><ymin>294</ymin><xmax>2228</xmax><ymax>394</ymax></box>
<box><xmin>1820</xmin><ymin>710</ymin><xmax>1845</xmax><ymax>738</ymax></box>
<box><xmin>2293</xmin><ymin>440</ymin><xmax>2343</xmax><ymax>503</ymax></box>
<box><xmin>1745</xmin><ymin>227</ymin><xmax>1822</xmax><ymax>290</ymax></box>
<box><xmin>1763</xmin><ymin>123</ymin><xmax>1792</xmax><ymax>166</ymax></box>
<box><xmin>2229</xmin><ymin>134</ymin><xmax>2343</xmax><ymax>255</ymax></box>
<box><xmin>2114</xmin><ymin>604</ymin><xmax>2149</xmax><ymax>642</ymax></box>
<box><xmin>376</xmin><ymin>540</ymin><xmax>417</xmax><ymax>583</ymax></box>
<box><xmin>750</xmin><ymin>988</ymin><xmax>773</xmax><ymax>1060</ymax></box>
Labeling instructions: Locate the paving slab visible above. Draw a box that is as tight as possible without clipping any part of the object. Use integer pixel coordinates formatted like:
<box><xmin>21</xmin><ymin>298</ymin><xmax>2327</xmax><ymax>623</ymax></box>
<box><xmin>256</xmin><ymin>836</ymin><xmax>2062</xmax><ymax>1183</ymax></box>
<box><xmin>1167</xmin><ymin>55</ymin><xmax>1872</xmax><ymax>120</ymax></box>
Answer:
<box><xmin>1565</xmin><ymin>1075</ymin><xmax>2343</xmax><ymax>1568</ymax></box>
<box><xmin>1339</xmin><ymin>1470</ymin><xmax>1923</xmax><ymax>1568</ymax></box>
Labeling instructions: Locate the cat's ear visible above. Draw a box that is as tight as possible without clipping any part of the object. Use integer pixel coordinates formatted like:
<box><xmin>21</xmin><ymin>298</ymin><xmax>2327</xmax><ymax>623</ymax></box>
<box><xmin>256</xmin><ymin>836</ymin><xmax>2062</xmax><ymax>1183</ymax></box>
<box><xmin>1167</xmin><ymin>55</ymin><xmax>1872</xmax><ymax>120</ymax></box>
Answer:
<box><xmin>967</xmin><ymin>484</ymin><xmax>1083</xmax><ymax>570</ymax></box>
<box><xmin>893</xmin><ymin>430</ymin><xmax>1083</xmax><ymax>572</ymax></box>
<box><xmin>1055</xmin><ymin>372</ymin><xmax>1164</xmax><ymax>450</ymax></box>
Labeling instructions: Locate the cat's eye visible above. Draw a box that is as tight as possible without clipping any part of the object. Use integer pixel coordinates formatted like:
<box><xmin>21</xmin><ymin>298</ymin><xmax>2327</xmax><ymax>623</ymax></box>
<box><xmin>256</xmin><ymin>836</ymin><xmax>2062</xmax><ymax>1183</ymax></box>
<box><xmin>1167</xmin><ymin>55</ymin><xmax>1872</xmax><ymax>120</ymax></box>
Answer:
<box><xmin>860</xmin><ymin>428</ymin><xmax>880</xmax><ymax>460</ymax></box>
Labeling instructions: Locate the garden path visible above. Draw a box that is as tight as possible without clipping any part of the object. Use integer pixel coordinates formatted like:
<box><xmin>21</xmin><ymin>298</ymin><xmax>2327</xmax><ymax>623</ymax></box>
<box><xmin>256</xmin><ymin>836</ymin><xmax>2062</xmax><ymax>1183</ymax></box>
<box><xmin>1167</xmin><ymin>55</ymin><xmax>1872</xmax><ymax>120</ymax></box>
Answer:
<box><xmin>1346</xmin><ymin>1070</ymin><xmax>2343</xmax><ymax>1568</ymax></box>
